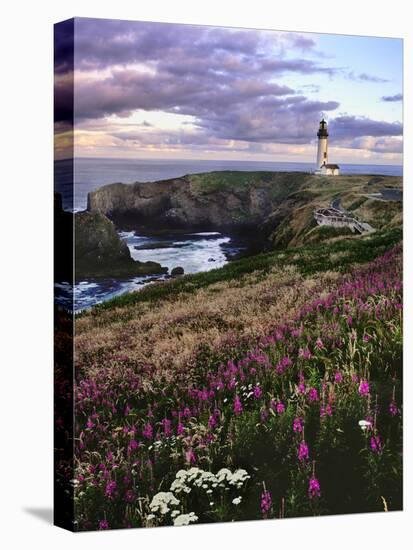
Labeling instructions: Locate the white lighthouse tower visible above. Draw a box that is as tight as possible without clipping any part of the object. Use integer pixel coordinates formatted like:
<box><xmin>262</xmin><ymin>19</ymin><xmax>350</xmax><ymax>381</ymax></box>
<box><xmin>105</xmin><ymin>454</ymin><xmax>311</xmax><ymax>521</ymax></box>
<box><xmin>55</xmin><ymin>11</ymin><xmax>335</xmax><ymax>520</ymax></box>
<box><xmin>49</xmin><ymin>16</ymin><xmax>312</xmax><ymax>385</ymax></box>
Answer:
<box><xmin>315</xmin><ymin>118</ymin><xmax>340</xmax><ymax>176</ymax></box>
<box><xmin>316</xmin><ymin>118</ymin><xmax>328</xmax><ymax>168</ymax></box>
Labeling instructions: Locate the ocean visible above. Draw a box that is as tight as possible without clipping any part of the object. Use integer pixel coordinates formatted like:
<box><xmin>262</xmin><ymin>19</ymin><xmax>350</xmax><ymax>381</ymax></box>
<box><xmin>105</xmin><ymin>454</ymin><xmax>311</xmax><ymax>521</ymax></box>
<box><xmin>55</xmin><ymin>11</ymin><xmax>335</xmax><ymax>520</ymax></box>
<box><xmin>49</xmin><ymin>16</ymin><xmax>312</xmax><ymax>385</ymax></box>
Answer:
<box><xmin>54</xmin><ymin>157</ymin><xmax>402</xmax><ymax>311</ymax></box>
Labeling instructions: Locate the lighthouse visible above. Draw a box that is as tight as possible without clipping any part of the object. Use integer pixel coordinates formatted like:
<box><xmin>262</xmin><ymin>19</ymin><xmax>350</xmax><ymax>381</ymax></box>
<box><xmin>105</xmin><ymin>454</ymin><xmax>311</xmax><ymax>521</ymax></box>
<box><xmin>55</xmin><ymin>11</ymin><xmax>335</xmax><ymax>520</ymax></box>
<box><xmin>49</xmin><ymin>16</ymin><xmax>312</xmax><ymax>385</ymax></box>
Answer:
<box><xmin>315</xmin><ymin>118</ymin><xmax>340</xmax><ymax>176</ymax></box>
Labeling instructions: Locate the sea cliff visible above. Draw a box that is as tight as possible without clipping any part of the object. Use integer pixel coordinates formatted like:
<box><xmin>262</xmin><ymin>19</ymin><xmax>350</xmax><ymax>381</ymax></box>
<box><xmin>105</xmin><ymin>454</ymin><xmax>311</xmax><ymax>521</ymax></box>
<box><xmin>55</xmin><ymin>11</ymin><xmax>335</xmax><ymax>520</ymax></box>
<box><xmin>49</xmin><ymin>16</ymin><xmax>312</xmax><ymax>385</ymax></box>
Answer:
<box><xmin>87</xmin><ymin>171</ymin><xmax>402</xmax><ymax>247</ymax></box>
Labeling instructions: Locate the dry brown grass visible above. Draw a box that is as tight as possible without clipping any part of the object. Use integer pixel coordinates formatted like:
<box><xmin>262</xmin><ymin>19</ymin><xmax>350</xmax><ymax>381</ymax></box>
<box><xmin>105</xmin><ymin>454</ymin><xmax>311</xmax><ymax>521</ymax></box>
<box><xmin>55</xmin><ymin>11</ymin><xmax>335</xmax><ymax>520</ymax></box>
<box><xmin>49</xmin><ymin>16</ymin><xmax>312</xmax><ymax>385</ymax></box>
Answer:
<box><xmin>75</xmin><ymin>265</ymin><xmax>341</xmax><ymax>375</ymax></box>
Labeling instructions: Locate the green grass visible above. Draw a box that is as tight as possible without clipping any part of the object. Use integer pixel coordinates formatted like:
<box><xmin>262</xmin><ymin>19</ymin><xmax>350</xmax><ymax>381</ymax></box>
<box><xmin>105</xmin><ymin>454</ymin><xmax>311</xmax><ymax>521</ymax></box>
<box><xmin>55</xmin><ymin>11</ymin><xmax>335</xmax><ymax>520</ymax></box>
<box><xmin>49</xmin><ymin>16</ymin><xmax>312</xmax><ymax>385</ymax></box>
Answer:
<box><xmin>188</xmin><ymin>171</ymin><xmax>311</xmax><ymax>201</ymax></box>
<box><xmin>85</xmin><ymin>227</ymin><xmax>402</xmax><ymax>314</ymax></box>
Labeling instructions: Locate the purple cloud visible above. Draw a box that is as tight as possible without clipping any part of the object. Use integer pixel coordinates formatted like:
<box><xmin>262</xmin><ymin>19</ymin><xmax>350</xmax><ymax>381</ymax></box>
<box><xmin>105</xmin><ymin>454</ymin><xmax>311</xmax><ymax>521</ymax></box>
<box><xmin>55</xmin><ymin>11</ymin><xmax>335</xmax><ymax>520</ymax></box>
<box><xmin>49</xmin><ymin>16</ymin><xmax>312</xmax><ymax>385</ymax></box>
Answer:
<box><xmin>330</xmin><ymin>115</ymin><xmax>402</xmax><ymax>139</ymax></box>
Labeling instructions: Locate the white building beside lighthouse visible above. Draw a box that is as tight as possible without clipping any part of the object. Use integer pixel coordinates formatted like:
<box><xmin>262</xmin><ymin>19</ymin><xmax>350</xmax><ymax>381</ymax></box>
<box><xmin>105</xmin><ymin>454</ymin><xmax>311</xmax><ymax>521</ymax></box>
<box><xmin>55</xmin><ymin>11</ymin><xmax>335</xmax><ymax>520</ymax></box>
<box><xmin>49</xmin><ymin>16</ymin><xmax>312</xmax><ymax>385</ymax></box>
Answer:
<box><xmin>314</xmin><ymin>118</ymin><xmax>340</xmax><ymax>176</ymax></box>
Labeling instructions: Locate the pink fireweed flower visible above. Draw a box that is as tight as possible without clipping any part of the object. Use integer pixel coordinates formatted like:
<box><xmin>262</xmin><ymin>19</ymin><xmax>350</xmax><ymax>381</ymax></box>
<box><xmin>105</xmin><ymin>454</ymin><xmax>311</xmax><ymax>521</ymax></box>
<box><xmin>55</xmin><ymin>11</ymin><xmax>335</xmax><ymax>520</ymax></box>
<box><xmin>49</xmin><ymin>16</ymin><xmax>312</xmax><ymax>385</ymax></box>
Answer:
<box><xmin>282</xmin><ymin>356</ymin><xmax>293</xmax><ymax>368</ymax></box>
<box><xmin>105</xmin><ymin>480</ymin><xmax>117</xmax><ymax>499</ymax></box>
<box><xmin>293</xmin><ymin>417</ymin><xmax>303</xmax><ymax>433</ymax></box>
<box><xmin>276</xmin><ymin>356</ymin><xmax>293</xmax><ymax>374</ymax></box>
<box><xmin>228</xmin><ymin>378</ymin><xmax>237</xmax><ymax>391</ymax></box>
<box><xmin>334</xmin><ymin>371</ymin><xmax>343</xmax><ymax>383</ymax></box>
<box><xmin>276</xmin><ymin>402</ymin><xmax>285</xmax><ymax>415</ymax></box>
<box><xmin>363</xmin><ymin>334</ymin><xmax>371</xmax><ymax>343</ymax></box>
<box><xmin>234</xmin><ymin>395</ymin><xmax>243</xmax><ymax>415</ymax></box>
<box><xmin>185</xmin><ymin>448</ymin><xmax>196</xmax><ymax>464</ymax></box>
<box><xmin>308</xmin><ymin>477</ymin><xmax>321</xmax><ymax>499</ymax></box>
<box><xmin>260</xmin><ymin>490</ymin><xmax>272</xmax><ymax>516</ymax></box>
<box><xmin>298</xmin><ymin>374</ymin><xmax>306</xmax><ymax>395</ymax></box>
<box><xmin>199</xmin><ymin>389</ymin><xmax>209</xmax><ymax>401</ymax></box>
<box><xmin>98</xmin><ymin>519</ymin><xmax>109</xmax><ymax>530</ymax></box>
<box><xmin>298</xmin><ymin>440</ymin><xmax>309</xmax><ymax>461</ymax></box>
<box><xmin>299</xmin><ymin>347</ymin><xmax>312</xmax><ymax>360</ymax></box>
<box><xmin>142</xmin><ymin>423</ymin><xmax>153</xmax><ymax>439</ymax></box>
<box><xmin>208</xmin><ymin>414</ymin><xmax>217</xmax><ymax>429</ymax></box>
<box><xmin>370</xmin><ymin>434</ymin><xmax>382</xmax><ymax>454</ymax></box>
<box><xmin>359</xmin><ymin>380</ymin><xmax>370</xmax><ymax>397</ymax></box>
<box><xmin>86</xmin><ymin>418</ymin><xmax>95</xmax><ymax>429</ymax></box>
<box><xmin>128</xmin><ymin>439</ymin><xmax>139</xmax><ymax>454</ymax></box>
<box><xmin>389</xmin><ymin>401</ymin><xmax>398</xmax><ymax>416</ymax></box>
<box><xmin>315</xmin><ymin>337</ymin><xmax>324</xmax><ymax>350</ymax></box>
<box><xmin>177</xmin><ymin>422</ymin><xmax>185</xmax><ymax>436</ymax></box>
<box><xmin>253</xmin><ymin>386</ymin><xmax>263</xmax><ymax>399</ymax></box>
<box><xmin>260</xmin><ymin>409</ymin><xmax>269</xmax><ymax>423</ymax></box>
<box><xmin>320</xmin><ymin>403</ymin><xmax>333</xmax><ymax>417</ymax></box>
<box><xmin>308</xmin><ymin>388</ymin><xmax>319</xmax><ymax>402</ymax></box>
<box><xmin>161</xmin><ymin>418</ymin><xmax>172</xmax><ymax>437</ymax></box>
<box><xmin>124</xmin><ymin>489</ymin><xmax>135</xmax><ymax>503</ymax></box>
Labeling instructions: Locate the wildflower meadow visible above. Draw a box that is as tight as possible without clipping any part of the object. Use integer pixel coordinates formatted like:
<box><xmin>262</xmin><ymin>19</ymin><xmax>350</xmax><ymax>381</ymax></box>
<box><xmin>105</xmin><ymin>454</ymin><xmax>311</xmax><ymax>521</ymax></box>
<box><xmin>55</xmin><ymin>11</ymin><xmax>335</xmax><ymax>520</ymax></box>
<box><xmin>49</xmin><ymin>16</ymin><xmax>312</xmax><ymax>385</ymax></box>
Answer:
<box><xmin>64</xmin><ymin>243</ymin><xmax>402</xmax><ymax>530</ymax></box>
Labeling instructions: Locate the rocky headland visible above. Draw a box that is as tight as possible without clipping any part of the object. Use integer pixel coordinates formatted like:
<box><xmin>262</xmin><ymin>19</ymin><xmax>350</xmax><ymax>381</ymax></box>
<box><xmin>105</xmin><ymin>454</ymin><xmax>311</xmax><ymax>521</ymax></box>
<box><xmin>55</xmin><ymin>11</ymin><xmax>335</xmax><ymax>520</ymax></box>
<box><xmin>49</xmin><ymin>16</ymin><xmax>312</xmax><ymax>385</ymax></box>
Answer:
<box><xmin>87</xmin><ymin>171</ymin><xmax>403</xmax><ymax>248</ymax></box>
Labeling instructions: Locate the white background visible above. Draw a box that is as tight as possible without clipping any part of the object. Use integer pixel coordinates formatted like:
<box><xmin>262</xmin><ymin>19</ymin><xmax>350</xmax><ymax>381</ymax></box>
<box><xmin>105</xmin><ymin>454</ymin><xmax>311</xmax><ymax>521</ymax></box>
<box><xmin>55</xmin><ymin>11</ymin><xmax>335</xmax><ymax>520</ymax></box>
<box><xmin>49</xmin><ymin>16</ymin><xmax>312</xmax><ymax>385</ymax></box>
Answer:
<box><xmin>0</xmin><ymin>0</ymin><xmax>411</xmax><ymax>548</ymax></box>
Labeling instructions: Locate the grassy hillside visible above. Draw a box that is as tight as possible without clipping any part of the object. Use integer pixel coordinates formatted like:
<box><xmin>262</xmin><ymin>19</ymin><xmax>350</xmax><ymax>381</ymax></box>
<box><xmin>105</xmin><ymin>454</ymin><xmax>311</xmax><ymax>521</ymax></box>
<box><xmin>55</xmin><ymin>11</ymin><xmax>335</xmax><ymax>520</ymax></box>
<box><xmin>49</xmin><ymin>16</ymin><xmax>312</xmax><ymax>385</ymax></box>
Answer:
<box><xmin>188</xmin><ymin>170</ymin><xmax>311</xmax><ymax>201</ymax></box>
<box><xmin>80</xmin><ymin>227</ymin><xmax>401</xmax><ymax>315</ymax></box>
<box><xmin>70</xmin><ymin>228</ymin><xmax>402</xmax><ymax>529</ymax></box>
<box><xmin>264</xmin><ymin>173</ymin><xmax>402</xmax><ymax>247</ymax></box>
<box><xmin>68</xmin><ymin>172</ymin><xmax>403</xmax><ymax>530</ymax></box>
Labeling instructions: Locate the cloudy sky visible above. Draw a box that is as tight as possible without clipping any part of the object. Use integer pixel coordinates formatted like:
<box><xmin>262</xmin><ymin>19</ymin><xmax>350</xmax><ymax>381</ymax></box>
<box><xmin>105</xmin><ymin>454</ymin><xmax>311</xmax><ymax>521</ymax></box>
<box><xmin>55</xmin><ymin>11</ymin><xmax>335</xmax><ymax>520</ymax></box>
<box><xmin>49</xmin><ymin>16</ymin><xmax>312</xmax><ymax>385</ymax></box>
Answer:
<box><xmin>55</xmin><ymin>18</ymin><xmax>403</xmax><ymax>164</ymax></box>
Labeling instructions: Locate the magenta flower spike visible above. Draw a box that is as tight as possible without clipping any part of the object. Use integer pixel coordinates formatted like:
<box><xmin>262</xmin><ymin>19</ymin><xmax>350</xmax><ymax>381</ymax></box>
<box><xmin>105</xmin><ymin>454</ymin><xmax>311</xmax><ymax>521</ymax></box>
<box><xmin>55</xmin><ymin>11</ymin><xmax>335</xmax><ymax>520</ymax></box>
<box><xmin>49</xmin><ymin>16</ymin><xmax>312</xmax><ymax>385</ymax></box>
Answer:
<box><xmin>260</xmin><ymin>490</ymin><xmax>272</xmax><ymax>516</ymax></box>
<box><xmin>308</xmin><ymin>477</ymin><xmax>321</xmax><ymax>499</ymax></box>
<box><xmin>298</xmin><ymin>440</ymin><xmax>309</xmax><ymax>461</ymax></box>
<box><xmin>359</xmin><ymin>379</ymin><xmax>370</xmax><ymax>396</ymax></box>
<box><xmin>234</xmin><ymin>395</ymin><xmax>243</xmax><ymax>415</ymax></box>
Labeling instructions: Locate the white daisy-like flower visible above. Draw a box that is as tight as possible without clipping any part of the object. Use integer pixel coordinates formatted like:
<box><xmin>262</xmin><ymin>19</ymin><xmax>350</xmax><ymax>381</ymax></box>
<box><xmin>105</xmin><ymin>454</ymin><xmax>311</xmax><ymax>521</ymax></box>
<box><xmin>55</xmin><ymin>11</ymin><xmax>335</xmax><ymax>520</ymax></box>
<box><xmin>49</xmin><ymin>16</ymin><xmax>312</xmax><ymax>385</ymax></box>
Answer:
<box><xmin>232</xmin><ymin>496</ymin><xmax>242</xmax><ymax>505</ymax></box>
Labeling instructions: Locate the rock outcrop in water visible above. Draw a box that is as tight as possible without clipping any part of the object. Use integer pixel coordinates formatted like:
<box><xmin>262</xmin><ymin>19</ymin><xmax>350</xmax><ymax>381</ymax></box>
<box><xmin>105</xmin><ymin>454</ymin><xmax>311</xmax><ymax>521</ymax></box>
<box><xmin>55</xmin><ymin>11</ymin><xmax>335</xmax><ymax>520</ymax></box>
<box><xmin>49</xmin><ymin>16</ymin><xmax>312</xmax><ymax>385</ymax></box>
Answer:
<box><xmin>75</xmin><ymin>211</ymin><xmax>168</xmax><ymax>279</ymax></box>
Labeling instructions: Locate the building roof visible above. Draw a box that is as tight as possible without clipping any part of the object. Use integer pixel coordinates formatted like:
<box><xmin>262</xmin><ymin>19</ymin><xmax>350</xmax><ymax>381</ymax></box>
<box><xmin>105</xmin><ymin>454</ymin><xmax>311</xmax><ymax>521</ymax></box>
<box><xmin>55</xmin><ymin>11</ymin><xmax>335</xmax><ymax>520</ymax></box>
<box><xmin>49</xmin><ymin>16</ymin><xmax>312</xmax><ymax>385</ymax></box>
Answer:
<box><xmin>324</xmin><ymin>164</ymin><xmax>340</xmax><ymax>169</ymax></box>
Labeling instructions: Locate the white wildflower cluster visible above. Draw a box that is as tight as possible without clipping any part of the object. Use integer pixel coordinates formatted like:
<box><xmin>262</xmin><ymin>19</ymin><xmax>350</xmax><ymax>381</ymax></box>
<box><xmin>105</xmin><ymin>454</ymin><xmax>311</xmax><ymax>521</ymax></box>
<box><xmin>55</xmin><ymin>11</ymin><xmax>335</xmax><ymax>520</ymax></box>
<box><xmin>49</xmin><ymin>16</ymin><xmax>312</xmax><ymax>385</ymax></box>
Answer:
<box><xmin>149</xmin><ymin>491</ymin><xmax>180</xmax><ymax>515</ymax></box>
<box><xmin>171</xmin><ymin>467</ymin><xmax>218</xmax><ymax>494</ymax></box>
<box><xmin>216</xmin><ymin>468</ymin><xmax>250</xmax><ymax>489</ymax></box>
<box><xmin>170</xmin><ymin>467</ymin><xmax>250</xmax><ymax>495</ymax></box>
<box><xmin>148</xmin><ymin>467</ymin><xmax>249</xmax><ymax>526</ymax></box>
<box><xmin>173</xmin><ymin>512</ymin><xmax>199</xmax><ymax>526</ymax></box>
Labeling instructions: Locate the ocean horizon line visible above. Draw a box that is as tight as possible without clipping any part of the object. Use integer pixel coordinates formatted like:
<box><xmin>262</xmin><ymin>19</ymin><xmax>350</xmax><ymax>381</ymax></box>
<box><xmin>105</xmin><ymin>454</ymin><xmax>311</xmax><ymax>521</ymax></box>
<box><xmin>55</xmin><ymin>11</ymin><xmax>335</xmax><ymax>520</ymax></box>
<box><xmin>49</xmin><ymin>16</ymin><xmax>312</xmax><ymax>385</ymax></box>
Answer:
<box><xmin>55</xmin><ymin>156</ymin><xmax>403</xmax><ymax>168</ymax></box>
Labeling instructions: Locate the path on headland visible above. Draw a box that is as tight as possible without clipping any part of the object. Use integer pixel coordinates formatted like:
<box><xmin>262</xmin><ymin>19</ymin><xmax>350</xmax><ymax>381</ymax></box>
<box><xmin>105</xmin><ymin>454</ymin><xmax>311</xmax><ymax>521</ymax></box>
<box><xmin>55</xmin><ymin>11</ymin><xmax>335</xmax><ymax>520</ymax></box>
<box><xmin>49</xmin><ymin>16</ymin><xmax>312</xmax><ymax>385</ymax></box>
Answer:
<box><xmin>314</xmin><ymin>199</ymin><xmax>374</xmax><ymax>234</ymax></box>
